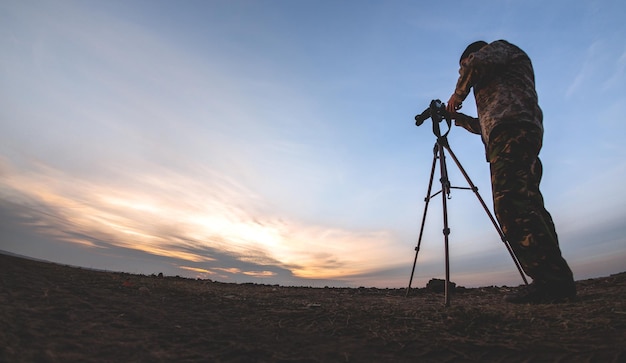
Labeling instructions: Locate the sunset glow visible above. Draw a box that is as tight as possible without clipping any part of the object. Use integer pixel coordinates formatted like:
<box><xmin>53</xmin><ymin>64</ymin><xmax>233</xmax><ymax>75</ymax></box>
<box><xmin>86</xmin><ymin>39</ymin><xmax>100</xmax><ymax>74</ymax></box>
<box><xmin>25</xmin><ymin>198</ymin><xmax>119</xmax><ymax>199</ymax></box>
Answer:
<box><xmin>1</xmin><ymin>158</ymin><xmax>407</xmax><ymax>282</ymax></box>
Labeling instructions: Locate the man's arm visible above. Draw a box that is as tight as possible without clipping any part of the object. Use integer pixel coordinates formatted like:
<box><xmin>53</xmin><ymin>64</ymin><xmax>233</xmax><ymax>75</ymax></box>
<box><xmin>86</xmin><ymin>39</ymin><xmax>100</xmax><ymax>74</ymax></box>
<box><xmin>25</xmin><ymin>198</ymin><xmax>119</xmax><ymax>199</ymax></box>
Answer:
<box><xmin>446</xmin><ymin>59</ymin><xmax>475</xmax><ymax>113</ymax></box>
<box><xmin>450</xmin><ymin>112</ymin><xmax>481</xmax><ymax>135</ymax></box>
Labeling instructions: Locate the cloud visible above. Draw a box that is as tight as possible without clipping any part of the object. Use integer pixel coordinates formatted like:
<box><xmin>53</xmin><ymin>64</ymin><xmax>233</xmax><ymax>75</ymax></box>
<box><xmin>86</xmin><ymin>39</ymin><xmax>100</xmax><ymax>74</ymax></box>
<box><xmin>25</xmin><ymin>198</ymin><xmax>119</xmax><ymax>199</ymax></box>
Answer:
<box><xmin>0</xmin><ymin>156</ymin><xmax>408</xmax><ymax>284</ymax></box>
<box><xmin>566</xmin><ymin>40</ymin><xmax>626</xmax><ymax>98</ymax></box>
<box><xmin>565</xmin><ymin>41</ymin><xmax>600</xmax><ymax>98</ymax></box>
<box><xmin>601</xmin><ymin>47</ymin><xmax>626</xmax><ymax>91</ymax></box>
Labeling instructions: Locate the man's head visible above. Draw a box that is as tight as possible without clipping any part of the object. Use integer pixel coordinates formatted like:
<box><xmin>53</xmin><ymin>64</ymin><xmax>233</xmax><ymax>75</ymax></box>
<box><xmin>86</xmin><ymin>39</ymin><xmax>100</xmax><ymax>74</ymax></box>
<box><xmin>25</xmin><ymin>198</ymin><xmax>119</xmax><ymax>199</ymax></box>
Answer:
<box><xmin>460</xmin><ymin>41</ymin><xmax>488</xmax><ymax>64</ymax></box>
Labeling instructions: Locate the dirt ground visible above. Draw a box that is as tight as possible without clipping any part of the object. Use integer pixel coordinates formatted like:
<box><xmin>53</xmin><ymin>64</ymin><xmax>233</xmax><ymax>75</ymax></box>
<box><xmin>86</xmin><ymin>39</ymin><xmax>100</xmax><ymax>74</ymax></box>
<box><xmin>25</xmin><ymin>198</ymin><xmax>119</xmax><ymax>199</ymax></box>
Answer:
<box><xmin>1</xmin><ymin>252</ymin><xmax>624</xmax><ymax>363</ymax></box>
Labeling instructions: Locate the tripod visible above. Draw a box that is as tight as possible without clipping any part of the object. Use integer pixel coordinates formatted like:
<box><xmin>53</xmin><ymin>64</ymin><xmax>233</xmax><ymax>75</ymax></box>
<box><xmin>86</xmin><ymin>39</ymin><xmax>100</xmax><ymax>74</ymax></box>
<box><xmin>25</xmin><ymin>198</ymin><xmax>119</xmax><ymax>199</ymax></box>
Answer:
<box><xmin>406</xmin><ymin>100</ymin><xmax>528</xmax><ymax>306</ymax></box>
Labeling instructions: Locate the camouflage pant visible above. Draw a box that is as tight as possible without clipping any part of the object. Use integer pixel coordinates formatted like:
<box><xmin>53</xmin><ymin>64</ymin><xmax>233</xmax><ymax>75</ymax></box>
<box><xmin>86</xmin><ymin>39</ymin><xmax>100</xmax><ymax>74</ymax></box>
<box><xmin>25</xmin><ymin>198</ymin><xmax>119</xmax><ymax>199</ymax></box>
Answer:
<box><xmin>488</xmin><ymin>124</ymin><xmax>574</xmax><ymax>285</ymax></box>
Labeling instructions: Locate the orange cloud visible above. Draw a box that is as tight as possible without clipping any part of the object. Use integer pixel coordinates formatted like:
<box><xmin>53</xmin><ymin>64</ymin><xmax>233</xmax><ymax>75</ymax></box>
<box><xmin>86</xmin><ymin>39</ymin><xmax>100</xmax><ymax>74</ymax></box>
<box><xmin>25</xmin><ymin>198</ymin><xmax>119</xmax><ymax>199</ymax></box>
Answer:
<box><xmin>0</xmin><ymin>158</ymin><xmax>410</xmax><ymax>282</ymax></box>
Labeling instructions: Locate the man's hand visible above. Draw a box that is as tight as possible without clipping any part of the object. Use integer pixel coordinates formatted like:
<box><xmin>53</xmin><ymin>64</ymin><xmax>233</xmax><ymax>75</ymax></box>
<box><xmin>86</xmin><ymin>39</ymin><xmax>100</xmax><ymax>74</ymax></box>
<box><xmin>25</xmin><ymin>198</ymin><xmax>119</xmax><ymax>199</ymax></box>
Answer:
<box><xmin>444</xmin><ymin>107</ymin><xmax>466</xmax><ymax>126</ymax></box>
<box><xmin>446</xmin><ymin>94</ymin><xmax>462</xmax><ymax>114</ymax></box>
<box><xmin>446</xmin><ymin>110</ymin><xmax>472</xmax><ymax>130</ymax></box>
<box><xmin>448</xmin><ymin>111</ymin><xmax>482</xmax><ymax>135</ymax></box>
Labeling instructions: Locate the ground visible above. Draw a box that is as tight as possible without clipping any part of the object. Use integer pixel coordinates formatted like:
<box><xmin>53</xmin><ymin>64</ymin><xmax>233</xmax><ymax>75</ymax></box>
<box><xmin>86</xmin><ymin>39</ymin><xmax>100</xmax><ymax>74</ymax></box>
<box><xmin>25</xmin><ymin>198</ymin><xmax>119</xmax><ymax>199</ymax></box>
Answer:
<box><xmin>1</xmin><ymin>252</ymin><xmax>624</xmax><ymax>362</ymax></box>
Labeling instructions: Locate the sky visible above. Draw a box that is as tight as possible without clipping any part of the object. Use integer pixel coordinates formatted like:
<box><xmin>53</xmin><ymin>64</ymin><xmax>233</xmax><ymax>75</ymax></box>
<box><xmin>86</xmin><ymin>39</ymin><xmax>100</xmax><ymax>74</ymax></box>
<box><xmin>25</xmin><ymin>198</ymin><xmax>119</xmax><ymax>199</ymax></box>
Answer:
<box><xmin>1</xmin><ymin>0</ymin><xmax>625</xmax><ymax>289</ymax></box>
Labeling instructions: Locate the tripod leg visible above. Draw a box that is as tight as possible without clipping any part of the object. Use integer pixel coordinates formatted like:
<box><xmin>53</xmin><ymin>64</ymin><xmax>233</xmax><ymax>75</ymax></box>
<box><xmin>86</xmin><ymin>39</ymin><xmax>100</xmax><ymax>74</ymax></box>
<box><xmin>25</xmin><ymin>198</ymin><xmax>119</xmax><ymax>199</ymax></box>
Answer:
<box><xmin>406</xmin><ymin>144</ymin><xmax>439</xmax><ymax>296</ymax></box>
<box><xmin>443</xmin><ymin>143</ymin><xmax>529</xmax><ymax>285</ymax></box>
<box><xmin>438</xmin><ymin>143</ymin><xmax>452</xmax><ymax>307</ymax></box>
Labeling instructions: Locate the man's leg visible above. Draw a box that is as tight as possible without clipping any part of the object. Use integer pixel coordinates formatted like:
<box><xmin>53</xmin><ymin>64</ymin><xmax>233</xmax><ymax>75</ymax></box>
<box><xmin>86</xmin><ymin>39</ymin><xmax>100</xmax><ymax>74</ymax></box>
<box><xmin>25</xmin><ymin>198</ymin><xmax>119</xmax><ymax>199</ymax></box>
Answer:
<box><xmin>488</xmin><ymin>125</ymin><xmax>575</xmax><ymax>302</ymax></box>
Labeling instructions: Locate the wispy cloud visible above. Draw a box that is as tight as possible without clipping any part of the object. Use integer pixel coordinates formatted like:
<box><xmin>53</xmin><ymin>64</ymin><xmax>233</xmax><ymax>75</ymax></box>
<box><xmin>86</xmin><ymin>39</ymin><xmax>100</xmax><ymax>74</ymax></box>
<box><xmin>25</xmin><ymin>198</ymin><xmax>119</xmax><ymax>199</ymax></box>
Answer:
<box><xmin>0</xmin><ymin>156</ymin><xmax>406</xmax><ymax>283</ymax></box>
<box><xmin>566</xmin><ymin>40</ymin><xmax>626</xmax><ymax>98</ymax></box>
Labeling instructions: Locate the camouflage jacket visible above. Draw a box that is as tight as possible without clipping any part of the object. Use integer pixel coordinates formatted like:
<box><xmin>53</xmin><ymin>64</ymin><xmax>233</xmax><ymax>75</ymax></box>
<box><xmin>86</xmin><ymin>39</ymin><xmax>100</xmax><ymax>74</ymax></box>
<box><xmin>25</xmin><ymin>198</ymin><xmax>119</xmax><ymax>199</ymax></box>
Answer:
<box><xmin>453</xmin><ymin>40</ymin><xmax>543</xmax><ymax>147</ymax></box>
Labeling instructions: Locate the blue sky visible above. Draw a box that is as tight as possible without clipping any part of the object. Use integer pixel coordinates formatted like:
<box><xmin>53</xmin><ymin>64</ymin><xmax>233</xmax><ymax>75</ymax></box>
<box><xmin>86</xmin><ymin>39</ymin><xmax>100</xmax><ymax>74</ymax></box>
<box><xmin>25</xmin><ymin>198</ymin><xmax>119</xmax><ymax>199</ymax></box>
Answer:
<box><xmin>1</xmin><ymin>0</ymin><xmax>625</xmax><ymax>288</ymax></box>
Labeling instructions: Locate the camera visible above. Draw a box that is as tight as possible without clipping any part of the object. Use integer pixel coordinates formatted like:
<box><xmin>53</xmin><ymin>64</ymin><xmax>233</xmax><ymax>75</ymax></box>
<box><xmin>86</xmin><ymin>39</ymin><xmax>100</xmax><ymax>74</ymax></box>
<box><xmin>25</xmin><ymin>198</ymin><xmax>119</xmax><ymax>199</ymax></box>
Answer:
<box><xmin>414</xmin><ymin>99</ymin><xmax>452</xmax><ymax>138</ymax></box>
<box><xmin>415</xmin><ymin>99</ymin><xmax>449</xmax><ymax>126</ymax></box>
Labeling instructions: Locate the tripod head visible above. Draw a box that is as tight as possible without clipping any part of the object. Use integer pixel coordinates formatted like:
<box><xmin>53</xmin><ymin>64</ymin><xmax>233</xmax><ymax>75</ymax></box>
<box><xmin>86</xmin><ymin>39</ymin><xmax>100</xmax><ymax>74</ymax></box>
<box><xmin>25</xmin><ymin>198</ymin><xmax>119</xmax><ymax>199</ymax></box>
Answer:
<box><xmin>414</xmin><ymin>99</ymin><xmax>452</xmax><ymax>138</ymax></box>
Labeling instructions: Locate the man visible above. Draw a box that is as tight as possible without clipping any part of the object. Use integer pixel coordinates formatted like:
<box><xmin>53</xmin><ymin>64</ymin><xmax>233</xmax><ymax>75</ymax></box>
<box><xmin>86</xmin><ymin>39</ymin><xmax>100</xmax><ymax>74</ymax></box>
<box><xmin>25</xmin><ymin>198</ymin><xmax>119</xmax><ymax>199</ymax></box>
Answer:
<box><xmin>446</xmin><ymin>40</ymin><xmax>576</xmax><ymax>304</ymax></box>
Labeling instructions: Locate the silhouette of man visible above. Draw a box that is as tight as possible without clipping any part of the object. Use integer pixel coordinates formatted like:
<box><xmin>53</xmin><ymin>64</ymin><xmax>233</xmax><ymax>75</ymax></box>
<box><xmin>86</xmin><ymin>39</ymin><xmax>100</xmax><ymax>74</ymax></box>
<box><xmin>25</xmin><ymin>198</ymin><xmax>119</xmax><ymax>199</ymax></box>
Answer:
<box><xmin>446</xmin><ymin>40</ymin><xmax>576</xmax><ymax>303</ymax></box>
